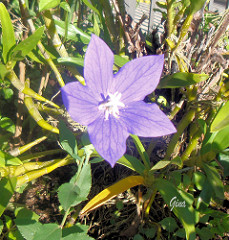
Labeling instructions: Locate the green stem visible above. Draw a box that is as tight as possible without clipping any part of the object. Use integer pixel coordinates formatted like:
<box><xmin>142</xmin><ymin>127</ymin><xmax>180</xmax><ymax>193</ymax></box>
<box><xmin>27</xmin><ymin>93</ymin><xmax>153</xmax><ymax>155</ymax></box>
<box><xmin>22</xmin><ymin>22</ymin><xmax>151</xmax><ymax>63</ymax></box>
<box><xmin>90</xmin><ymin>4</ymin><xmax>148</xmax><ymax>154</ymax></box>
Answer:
<box><xmin>60</xmin><ymin>207</ymin><xmax>71</xmax><ymax>229</ymax></box>
<box><xmin>130</xmin><ymin>134</ymin><xmax>150</xmax><ymax>170</ymax></box>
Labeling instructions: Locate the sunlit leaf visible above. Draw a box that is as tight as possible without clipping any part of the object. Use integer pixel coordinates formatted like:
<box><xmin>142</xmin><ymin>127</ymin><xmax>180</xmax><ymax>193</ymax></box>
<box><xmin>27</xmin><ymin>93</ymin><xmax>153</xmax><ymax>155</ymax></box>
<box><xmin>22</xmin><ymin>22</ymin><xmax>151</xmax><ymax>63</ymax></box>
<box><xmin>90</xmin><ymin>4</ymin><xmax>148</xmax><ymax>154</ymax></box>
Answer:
<box><xmin>0</xmin><ymin>219</ymin><xmax>3</xmax><ymax>235</ymax></box>
<box><xmin>211</xmin><ymin>101</ymin><xmax>229</xmax><ymax>132</ymax></box>
<box><xmin>80</xmin><ymin>176</ymin><xmax>144</xmax><ymax>215</ymax></box>
<box><xmin>0</xmin><ymin>2</ymin><xmax>16</xmax><ymax>63</ymax></box>
<box><xmin>0</xmin><ymin>117</ymin><xmax>15</xmax><ymax>134</ymax></box>
<box><xmin>158</xmin><ymin>72</ymin><xmax>209</xmax><ymax>89</ymax></box>
<box><xmin>150</xmin><ymin>160</ymin><xmax>170</xmax><ymax>171</ymax></box>
<box><xmin>39</xmin><ymin>0</ymin><xmax>60</xmax><ymax>12</ymax></box>
<box><xmin>33</xmin><ymin>223</ymin><xmax>61</xmax><ymax>240</ymax></box>
<box><xmin>0</xmin><ymin>176</ymin><xmax>17</xmax><ymax>217</ymax></box>
<box><xmin>203</xmin><ymin>163</ymin><xmax>224</xmax><ymax>199</ymax></box>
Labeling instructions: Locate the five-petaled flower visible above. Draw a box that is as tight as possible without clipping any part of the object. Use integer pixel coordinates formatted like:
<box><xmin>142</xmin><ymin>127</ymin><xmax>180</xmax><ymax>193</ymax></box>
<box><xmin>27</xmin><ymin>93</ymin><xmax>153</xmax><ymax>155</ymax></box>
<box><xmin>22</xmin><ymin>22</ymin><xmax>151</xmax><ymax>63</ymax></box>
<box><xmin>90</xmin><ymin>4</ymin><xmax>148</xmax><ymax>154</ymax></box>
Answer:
<box><xmin>61</xmin><ymin>34</ymin><xmax>176</xmax><ymax>167</ymax></box>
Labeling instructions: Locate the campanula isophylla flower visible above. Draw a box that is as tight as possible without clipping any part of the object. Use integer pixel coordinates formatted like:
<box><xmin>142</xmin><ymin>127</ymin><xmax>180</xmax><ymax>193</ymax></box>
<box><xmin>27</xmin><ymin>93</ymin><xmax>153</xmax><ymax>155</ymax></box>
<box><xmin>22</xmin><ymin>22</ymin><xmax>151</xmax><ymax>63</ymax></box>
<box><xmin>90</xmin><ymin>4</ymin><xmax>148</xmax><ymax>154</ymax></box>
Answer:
<box><xmin>61</xmin><ymin>34</ymin><xmax>176</xmax><ymax>166</ymax></box>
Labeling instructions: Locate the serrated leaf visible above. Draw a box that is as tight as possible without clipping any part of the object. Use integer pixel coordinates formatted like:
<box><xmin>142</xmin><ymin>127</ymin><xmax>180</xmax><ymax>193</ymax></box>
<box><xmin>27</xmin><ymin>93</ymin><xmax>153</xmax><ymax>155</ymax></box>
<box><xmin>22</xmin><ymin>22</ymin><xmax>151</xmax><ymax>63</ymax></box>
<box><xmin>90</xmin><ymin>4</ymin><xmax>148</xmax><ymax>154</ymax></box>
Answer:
<box><xmin>62</xmin><ymin>224</ymin><xmax>94</xmax><ymax>240</ymax></box>
<box><xmin>58</xmin><ymin>182</ymin><xmax>80</xmax><ymax>211</ymax></box>
<box><xmin>33</xmin><ymin>223</ymin><xmax>61</xmax><ymax>240</ymax></box>
<box><xmin>0</xmin><ymin>2</ymin><xmax>16</xmax><ymax>63</ymax></box>
<box><xmin>39</xmin><ymin>0</ymin><xmax>60</xmax><ymax>12</ymax></box>
<box><xmin>0</xmin><ymin>176</ymin><xmax>17</xmax><ymax>217</ymax></box>
<box><xmin>10</xmin><ymin>26</ymin><xmax>45</xmax><ymax>61</ymax></box>
<box><xmin>15</xmin><ymin>219</ymin><xmax>42</xmax><ymax>240</ymax></box>
<box><xmin>211</xmin><ymin>101</ymin><xmax>229</xmax><ymax>132</ymax></box>
<box><xmin>158</xmin><ymin>72</ymin><xmax>209</xmax><ymax>89</ymax></box>
<box><xmin>59</xmin><ymin>120</ymin><xmax>78</xmax><ymax>159</ymax></box>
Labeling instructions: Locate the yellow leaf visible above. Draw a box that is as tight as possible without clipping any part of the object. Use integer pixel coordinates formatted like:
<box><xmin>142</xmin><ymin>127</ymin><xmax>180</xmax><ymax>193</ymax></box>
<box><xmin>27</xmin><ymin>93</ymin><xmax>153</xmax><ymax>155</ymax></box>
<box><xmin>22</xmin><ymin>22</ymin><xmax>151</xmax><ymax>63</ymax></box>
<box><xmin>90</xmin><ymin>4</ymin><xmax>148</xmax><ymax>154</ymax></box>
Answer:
<box><xmin>80</xmin><ymin>175</ymin><xmax>144</xmax><ymax>215</ymax></box>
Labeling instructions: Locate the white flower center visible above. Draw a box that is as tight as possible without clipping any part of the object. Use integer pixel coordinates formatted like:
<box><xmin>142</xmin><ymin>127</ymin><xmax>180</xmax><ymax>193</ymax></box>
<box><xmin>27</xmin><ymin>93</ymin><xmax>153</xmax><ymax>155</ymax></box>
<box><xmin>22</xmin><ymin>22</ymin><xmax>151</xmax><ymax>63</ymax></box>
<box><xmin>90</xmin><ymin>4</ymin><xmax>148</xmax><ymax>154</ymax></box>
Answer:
<box><xmin>98</xmin><ymin>92</ymin><xmax>125</xmax><ymax>120</ymax></box>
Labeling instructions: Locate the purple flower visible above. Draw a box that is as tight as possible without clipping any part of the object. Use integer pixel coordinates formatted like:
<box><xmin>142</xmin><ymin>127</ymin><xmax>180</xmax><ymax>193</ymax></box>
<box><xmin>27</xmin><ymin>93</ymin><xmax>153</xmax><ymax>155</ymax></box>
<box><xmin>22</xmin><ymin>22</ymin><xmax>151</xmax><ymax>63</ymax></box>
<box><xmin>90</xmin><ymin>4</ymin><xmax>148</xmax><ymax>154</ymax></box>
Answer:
<box><xmin>61</xmin><ymin>34</ymin><xmax>176</xmax><ymax>167</ymax></box>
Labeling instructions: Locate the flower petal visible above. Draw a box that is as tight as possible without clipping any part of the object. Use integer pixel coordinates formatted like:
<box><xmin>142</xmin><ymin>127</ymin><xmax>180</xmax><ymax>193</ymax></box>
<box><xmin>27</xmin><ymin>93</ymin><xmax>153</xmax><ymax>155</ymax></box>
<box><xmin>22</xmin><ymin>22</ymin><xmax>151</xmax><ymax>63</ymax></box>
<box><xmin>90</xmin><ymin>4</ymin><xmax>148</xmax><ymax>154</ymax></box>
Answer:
<box><xmin>84</xmin><ymin>34</ymin><xmax>114</xmax><ymax>99</ymax></box>
<box><xmin>87</xmin><ymin>115</ymin><xmax>129</xmax><ymax>167</ymax></box>
<box><xmin>120</xmin><ymin>101</ymin><xmax>176</xmax><ymax>137</ymax></box>
<box><xmin>112</xmin><ymin>55</ymin><xmax>164</xmax><ymax>104</ymax></box>
<box><xmin>61</xmin><ymin>82</ymin><xmax>101</xmax><ymax>126</ymax></box>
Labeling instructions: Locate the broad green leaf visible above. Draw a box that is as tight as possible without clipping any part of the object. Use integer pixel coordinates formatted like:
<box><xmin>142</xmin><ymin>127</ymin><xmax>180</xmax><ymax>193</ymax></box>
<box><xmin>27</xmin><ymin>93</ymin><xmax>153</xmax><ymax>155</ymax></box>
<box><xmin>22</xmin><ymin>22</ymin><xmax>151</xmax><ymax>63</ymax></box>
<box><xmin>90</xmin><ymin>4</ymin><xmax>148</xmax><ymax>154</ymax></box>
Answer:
<box><xmin>196</xmin><ymin>227</ymin><xmax>214</xmax><ymax>240</ymax></box>
<box><xmin>211</xmin><ymin>101</ymin><xmax>229</xmax><ymax>132</ymax></box>
<box><xmin>58</xmin><ymin>182</ymin><xmax>81</xmax><ymax>211</ymax></box>
<box><xmin>59</xmin><ymin>120</ymin><xmax>78</xmax><ymax>159</ymax></box>
<box><xmin>33</xmin><ymin>223</ymin><xmax>61</xmax><ymax>240</ymax></box>
<box><xmin>0</xmin><ymin>2</ymin><xmax>16</xmax><ymax>63</ymax></box>
<box><xmin>59</xmin><ymin>2</ymin><xmax>71</xmax><ymax>12</ymax></box>
<box><xmin>58</xmin><ymin>162</ymin><xmax>91</xmax><ymax>210</ymax></box>
<box><xmin>0</xmin><ymin>150</ymin><xmax>23</xmax><ymax>167</ymax></box>
<box><xmin>212</xmin><ymin>125</ymin><xmax>229</xmax><ymax>151</ymax></box>
<box><xmin>54</xmin><ymin>19</ymin><xmax>91</xmax><ymax>43</ymax></box>
<box><xmin>5</xmin><ymin>215</ymin><xmax>24</xmax><ymax>240</ymax></box>
<box><xmin>158</xmin><ymin>72</ymin><xmax>209</xmax><ymax>89</ymax></box>
<box><xmin>203</xmin><ymin>163</ymin><xmax>224</xmax><ymax>199</ymax></box>
<box><xmin>10</xmin><ymin>26</ymin><xmax>45</xmax><ymax>61</ymax></box>
<box><xmin>0</xmin><ymin>117</ymin><xmax>15</xmax><ymax>134</ymax></box>
<box><xmin>193</xmin><ymin>171</ymin><xmax>206</xmax><ymax>190</ymax></box>
<box><xmin>114</xmin><ymin>55</ymin><xmax>129</xmax><ymax>68</ymax></box>
<box><xmin>218</xmin><ymin>150</ymin><xmax>229</xmax><ymax>176</ymax></box>
<box><xmin>196</xmin><ymin>180</ymin><xmax>213</xmax><ymax>211</ymax></box>
<box><xmin>80</xmin><ymin>176</ymin><xmax>144</xmax><ymax>215</ymax></box>
<box><xmin>15</xmin><ymin>219</ymin><xmax>42</xmax><ymax>240</ymax></box>
<box><xmin>15</xmin><ymin>207</ymin><xmax>40</xmax><ymax>221</ymax></box>
<box><xmin>2</xmin><ymin>88</ymin><xmax>14</xmax><ymax>100</ymax></box>
<box><xmin>190</xmin><ymin>0</ymin><xmax>206</xmax><ymax>13</ymax></box>
<box><xmin>160</xmin><ymin>217</ymin><xmax>178</xmax><ymax>232</ymax></box>
<box><xmin>39</xmin><ymin>0</ymin><xmax>60</xmax><ymax>12</ymax></box>
<box><xmin>0</xmin><ymin>219</ymin><xmax>3</xmax><ymax>235</ymax></box>
<box><xmin>0</xmin><ymin>176</ymin><xmax>17</xmax><ymax>217</ymax></box>
<box><xmin>0</xmin><ymin>63</ymin><xmax>10</xmax><ymax>80</ymax></box>
<box><xmin>62</xmin><ymin>224</ymin><xmax>94</xmax><ymax>240</ymax></box>
<box><xmin>155</xmin><ymin>179</ymin><xmax>196</xmax><ymax>240</ymax></box>
<box><xmin>150</xmin><ymin>160</ymin><xmax>170</xmax><ymax>171</ymax></box>
<box><xmin>117</xmin><ymin>154</ymin><xmax>145</xmax><ymax>175</ymax></box>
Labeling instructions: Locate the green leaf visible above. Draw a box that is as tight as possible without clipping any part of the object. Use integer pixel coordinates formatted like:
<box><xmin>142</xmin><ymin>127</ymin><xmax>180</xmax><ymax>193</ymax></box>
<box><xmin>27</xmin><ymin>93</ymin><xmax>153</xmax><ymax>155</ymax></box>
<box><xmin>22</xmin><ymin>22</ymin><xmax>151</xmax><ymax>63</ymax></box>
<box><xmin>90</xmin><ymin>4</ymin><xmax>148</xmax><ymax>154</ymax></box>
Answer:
<box><xmin>203</xmin><ymin>163</ymin><xmax>224</xmax><ymax>199</ymax></box>
<box><xmin>39</xmin><ymin>0</ymin><xmax>60</xmax><ymax>11</ymax></box>
<box><xmin>114</xmin><ymin>55</ymin><xmax>129</xmax><ymax>68</ymax></box>
<box><xmin>218</xmin><ymin>150</ymin><xmax>229</xmax><ymax>176</ymax></box>
<box><xmin>196</xmin><ymin>180</ymin><xmax>213</xmax><ymax>211</ymax></box>
<box><xmin>58</xmin><ymin>182</ymin><xmax>80</xmax><ymax>211</ymax></box>
<box><xmin>59</xmin><ymin>120</ymin><xmax>78</xmax><ymax>159</ymax></box>
<box><xmin>15</xmin><ymin>207</ymin><xmax>40</xmax><ymax>221</ymax></box>
<box><xmin>54</xmin><ymin>19</ymin><xmax>91</xmax><ymax>43</ymax></box>
<box><xmin>158</xmin><ymin>72</ymin><xmax>209</xmax><ymax>89</ymax></box>
<box><xmin>33</xmin><ymin>223</ymin><xmax>61</xmax><ymax>240</ymax></box>
<box><xmin>117</xmin><ymin>154</ymin><xmax>145</xmax><ymax>175</ymax></box>
<box><xmin>211</xmin><ymin>101</ymin><xmax>229</xmax><ymax>132</ymax></box>
<box><xmin>59</xmin><ymin>2</ymin><xmax>71</xmax><ymax>12</ymax></box>
<box><xmin>10</xmin><ymin>26</ymin><xmax>45</xmax><ymax>61</ymax></box>
<box><xmin>0</xmin><ymin>219</ymin><xmax>3</xmax><ymax>235</ymax></box>
<box><xmin>58</xmin><ymin>163</ymin><xmax>92</xmax><ymax>210</ymax></box>
<box><xmin>155</xmin><ymin>179</ymin><xmax>196</xmax><ymax>240</ymax></box>
<box><xmin>190</xmin><ymin>0</ymin><xmax>206</xmax><ymax>13</ymax></box>
<box><xmin>0</xmin><ymin>150</ymin><xmax>23</xmax><ymax>166</ymax></box>
<box><xmin>0</xmin><ymin>176</ymin><xmax>17</xmax><ymax>217</ymax></box>
<box><xmin>160</xmin><ymin>217</ymin><xmax>178</xmax><ymax>232</ymax></box>
<box><xmin>0</xmin><ymin>117</ymin><xmax>15</xmax><ymax>134</ymax></box>
<box><xmin>57</xmin><ymin>57</ymin><xmax>84</xmax><ymax>67</ymax></box>
<box><xmin>0</xmin><ymin>2</ymin><xmax>16</xmax><ymax>63</ymax></box>
<box><xmin>62</xmin><ymin>224</ymin><xmax>94</xmax><ymax>240</ymax></box>
<box><xmin>212</xmin><ymin>125</ymin><xmax>229</xmax><ymax>151</ymax></box>
<box><xmin>150</xmin><ymin>160</ymin><xmax>170</xmax><ymax>171</ymax></box>
<box><xmin>0</xmin><ymin>63</ymin><xmax>10</xmax><ymax>80</ymax></box>
<box><xmin>80</xmin><ymin>0</ymin><xmax>100</xmax><ymax>16</ymax></box>
<box><xmin>2</xmin><ymin>88</ymin><xmax>14</xmax><ymax>100</ymax></box>
<box><xmin>193</xmin><ymin>171</ymin><xmax>206</xmax><ymax>190</ymax></box>
<box><xmin>15</xmin><ymin>219</ymin><xmax>42</xmax><ymax>240</ymax></box>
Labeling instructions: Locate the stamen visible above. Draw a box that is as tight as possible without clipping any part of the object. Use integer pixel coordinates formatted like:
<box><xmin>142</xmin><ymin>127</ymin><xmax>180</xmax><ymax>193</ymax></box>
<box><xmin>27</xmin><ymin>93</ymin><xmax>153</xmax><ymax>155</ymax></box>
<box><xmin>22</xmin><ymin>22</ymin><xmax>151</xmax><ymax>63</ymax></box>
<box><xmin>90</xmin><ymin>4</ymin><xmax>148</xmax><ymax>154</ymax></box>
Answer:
<box><xmin>98</xmin><ymin>92</ymin><xmax>125</xmax><ymax>120</ymax></box>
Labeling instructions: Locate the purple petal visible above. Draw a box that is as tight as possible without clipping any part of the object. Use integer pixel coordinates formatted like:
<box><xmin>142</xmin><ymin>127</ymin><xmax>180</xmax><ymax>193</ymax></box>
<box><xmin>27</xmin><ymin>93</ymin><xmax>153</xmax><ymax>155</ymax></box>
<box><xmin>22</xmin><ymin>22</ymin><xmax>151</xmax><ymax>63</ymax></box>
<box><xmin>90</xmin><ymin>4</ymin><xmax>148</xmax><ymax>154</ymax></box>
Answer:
<box><xmin>111</xmin><ymin>55</ymin><xmax>164</xmax><ymax>104</ymax></box>
<box><xmin>87</xmin><ymin>115</ymin><xmax>129</xmax><ymax>167</ymax></box>
<box><xmin>61</xmin><ymin>82</ymin><xmax>101</xmax><ymax>126</ymax></box>
<box><xmin>120</xmin><ymin>101</ymin><xmax>176</xmax><ymax>137</ymax></box>
<box><xmin>84</xmin><ymin>34</ymin><xmax>114</xmax><ymax>99</ymax></box>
